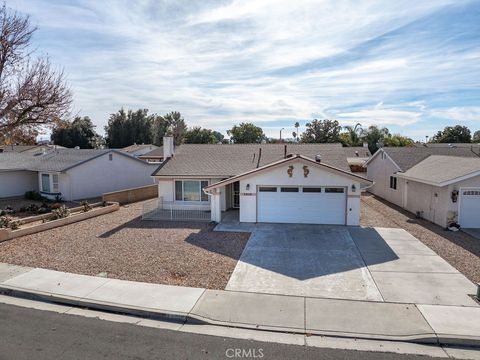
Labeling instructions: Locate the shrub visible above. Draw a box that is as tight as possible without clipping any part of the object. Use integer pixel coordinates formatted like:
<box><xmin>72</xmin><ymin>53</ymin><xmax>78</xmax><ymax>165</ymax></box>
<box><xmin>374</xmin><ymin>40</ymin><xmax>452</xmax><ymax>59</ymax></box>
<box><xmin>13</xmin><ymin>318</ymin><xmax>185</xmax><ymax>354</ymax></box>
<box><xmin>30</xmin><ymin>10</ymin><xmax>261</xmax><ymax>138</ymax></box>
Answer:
<box><xmin>51</xmin><ymin>205</ymin><xmax>70</xmax><ymax>220</ymax></box>
<box><xmin>25</xmin><ymin>191</ymin><xmax>43</xmax><ymax>201</ymax></box>
<box><xmin>80</xmin><ymin>201</ymin><xmax>92</xmax><ymax>212</ymax></box>
<box><xmin>8</xmin><ymin>221</ymin><xmax>19</xmax><ymax>230</ymax></box>
<box><xmin>0</xmin><ymin>216</ymin><xmax>10</xmax><ymax>228</ymax></box>
<box><xmin>50</xmin><ymin>202</ymin><xmax>62</xmax><ymax>210</ymax></box>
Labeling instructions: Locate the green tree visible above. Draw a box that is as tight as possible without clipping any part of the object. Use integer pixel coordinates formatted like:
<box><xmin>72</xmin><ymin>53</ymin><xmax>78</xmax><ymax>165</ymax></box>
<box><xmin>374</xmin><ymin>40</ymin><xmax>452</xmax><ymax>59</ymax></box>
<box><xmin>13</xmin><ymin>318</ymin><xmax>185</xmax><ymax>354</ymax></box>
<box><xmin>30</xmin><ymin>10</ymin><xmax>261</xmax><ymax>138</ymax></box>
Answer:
<box><xmin>432</xmin><ymin>125</ymin><xmax>472</xmax><ymax>143</ymax></box>
<box><xmin>473</xmin><ymin>130</ymin><xmax>480</xmax><ymax>143</ymax></box>
<box><xmin>163</xmin><ymin>111</ymin><xmax>187</xmax><ymax>146</ymax></box>
<box><xmin>212</xmin><ymin>131</ymin><xmax>225</xmax><ymax>143</ymax></box>
<box><xmin>342</xmin><ymin>123</ymin><xmax>363</xmax><ymax>146</ymax></box>
<box><xmin>227</xmin><ymin>122</ymin><xmax>265</xmax><ymax>143</ymax></box>
<box><xmin>300</xmin><ymin>119</ymin><xmax>342</xmax><ymax>143</ymax></box>
<box><xmin>184</xmin><ymin>127</ymin><xmax>217</xmax><ymax>144</ymax></box>
<box><xmin>384</xmin><ymin>134</ymin><xmax>413</xmax><ymax>147</ymax></box>
<box><xmin>364</xmin><ymin>125</ymin><xmax>390</xmax><ymax>154</ymax></box>
<box><xmin>51</xmin><ymin>116</ymin><xmax>102</xmax><ymax>148</ymax></box>
<box><xmin>104</xmin><ymin>109</ymin><xmax>154</xmax><ymax>148</ymax></box>
<box><xmin>293</xmin><ymin>122</ymin><xmax>300</xmax><ymax>141</ymax></box>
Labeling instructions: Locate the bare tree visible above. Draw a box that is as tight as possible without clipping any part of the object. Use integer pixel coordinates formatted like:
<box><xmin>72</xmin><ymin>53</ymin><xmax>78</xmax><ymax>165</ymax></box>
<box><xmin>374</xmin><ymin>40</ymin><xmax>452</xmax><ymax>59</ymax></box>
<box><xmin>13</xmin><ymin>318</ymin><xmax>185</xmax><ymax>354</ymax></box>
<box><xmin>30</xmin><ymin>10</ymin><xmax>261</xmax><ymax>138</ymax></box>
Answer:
<box><xmin>0</xmin><ymin>4</ymin><xmax>72</xmax><ymax>142</ymax></box>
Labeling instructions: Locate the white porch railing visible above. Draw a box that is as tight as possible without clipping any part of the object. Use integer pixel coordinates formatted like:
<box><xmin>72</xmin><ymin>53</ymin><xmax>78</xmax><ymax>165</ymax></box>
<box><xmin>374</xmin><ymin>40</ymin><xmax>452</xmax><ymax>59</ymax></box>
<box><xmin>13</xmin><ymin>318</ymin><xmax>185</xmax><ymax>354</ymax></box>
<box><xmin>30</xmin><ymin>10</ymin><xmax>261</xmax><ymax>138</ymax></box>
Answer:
<box><xmin>142</xmin><ymin>199</ymin><xmax>211</xmax><ymax>222</ymax></box>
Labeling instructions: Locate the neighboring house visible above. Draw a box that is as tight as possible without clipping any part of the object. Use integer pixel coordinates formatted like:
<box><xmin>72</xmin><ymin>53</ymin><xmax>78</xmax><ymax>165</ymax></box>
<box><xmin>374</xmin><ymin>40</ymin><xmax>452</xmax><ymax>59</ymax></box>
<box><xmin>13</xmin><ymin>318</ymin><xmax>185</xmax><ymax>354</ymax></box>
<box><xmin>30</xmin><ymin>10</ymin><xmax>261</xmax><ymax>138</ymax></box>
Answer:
<box><xmin>344</xmin><ymin>146</ymin><xmax>371</xmax><ymax>173</ymax></box>
<box><xmin>0</xmin><ymin>149</ymin><xmax>158</xmax><ymax>200</ymax></box>
<box><xmin>0</xmin><ymin>144</ymin><xmax>64</xmax><ymax>154</ymax></box>
<box><xmin>366</xmin><ymin>145</ymin><xmax>480</xmax><ymax>228</ymax></box>
<box><xmin>138</xmin><ymin>147</ymin><xmax>164</xmax><ymax>163</ymax></box>
<box><xmin>122</xmin><ymin>144</ymin><xmax>159</xmax><ymax>157</ymax></box>
<box><xmin>152</xmin><ymin>137</ymin><xmax>372</xmax><ymax>225</ymax></box>
<box><xmin>396</xmin><ymin>156</ymin><xmax>480</xmax><ymax>228</ymax></box>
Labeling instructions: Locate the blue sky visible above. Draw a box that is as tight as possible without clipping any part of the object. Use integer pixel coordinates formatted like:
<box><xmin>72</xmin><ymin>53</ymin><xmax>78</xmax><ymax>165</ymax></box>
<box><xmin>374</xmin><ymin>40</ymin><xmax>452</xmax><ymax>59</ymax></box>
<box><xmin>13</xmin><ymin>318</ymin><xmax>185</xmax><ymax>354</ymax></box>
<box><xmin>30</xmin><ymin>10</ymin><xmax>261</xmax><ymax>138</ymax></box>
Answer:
<box><xmin>12</xmin><ymin>0</ymin><xmax>480</xmax><ymax>140</ymax></box>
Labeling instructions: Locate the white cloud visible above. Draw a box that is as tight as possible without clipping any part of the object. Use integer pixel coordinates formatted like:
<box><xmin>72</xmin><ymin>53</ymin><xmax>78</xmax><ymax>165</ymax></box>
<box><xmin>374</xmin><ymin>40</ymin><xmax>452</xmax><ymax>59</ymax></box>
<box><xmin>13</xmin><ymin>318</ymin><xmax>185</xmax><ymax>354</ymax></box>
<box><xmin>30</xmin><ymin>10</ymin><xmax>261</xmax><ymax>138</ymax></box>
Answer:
<box><xmin>10</xmin><ymin>0</ymin><xmax>480</xmax><ymax>138</ymax></box>
<box><xmin>430</xmin><ymin>107</ymin><xmax>480</xmax><ymax>122</ymax></box>
<box><xmin>336</xmin><ymin>107</ymin><xmax>422</xmax><ymax>126</ymax></box>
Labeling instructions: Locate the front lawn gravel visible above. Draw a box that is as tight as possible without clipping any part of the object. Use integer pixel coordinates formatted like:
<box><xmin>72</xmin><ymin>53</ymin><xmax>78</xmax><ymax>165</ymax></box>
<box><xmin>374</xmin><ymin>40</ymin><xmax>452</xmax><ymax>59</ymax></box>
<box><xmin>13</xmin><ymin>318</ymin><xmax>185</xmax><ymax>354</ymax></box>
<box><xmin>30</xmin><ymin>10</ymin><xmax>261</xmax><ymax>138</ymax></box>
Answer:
<box><xmin>0</xmin><ymin>200</ymin><xmax>250</xmax><ymax>289</ymax></box>
<box><xmin>361</xmin><ymin>193</ymin><xmax>480</xmax><ymax>284</ymax></box>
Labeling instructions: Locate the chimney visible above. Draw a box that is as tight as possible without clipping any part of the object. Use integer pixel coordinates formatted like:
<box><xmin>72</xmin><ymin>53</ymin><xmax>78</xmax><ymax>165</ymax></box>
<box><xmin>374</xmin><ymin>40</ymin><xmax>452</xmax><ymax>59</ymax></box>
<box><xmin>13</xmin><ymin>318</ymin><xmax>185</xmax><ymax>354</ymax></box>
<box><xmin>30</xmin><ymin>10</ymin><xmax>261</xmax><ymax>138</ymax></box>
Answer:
<box><xmin>163</xmin><ymin>136</ymin><xmax>175</xmax><ymax>159</ymax></box>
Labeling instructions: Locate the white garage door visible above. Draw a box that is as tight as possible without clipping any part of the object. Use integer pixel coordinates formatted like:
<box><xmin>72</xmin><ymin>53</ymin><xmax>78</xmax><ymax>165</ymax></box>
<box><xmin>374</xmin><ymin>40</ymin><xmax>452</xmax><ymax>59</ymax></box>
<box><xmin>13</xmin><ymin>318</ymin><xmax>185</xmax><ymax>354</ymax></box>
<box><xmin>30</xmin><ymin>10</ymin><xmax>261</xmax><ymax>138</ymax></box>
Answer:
<box><xmin>257</xmin><ymin>186</ymin><xmax>346</xmax><ymax>225</ymax></box>
<box><xmin>459</xmin><ymin>189</ymin><xmax>480</xmax><ymax>228</ymax></box>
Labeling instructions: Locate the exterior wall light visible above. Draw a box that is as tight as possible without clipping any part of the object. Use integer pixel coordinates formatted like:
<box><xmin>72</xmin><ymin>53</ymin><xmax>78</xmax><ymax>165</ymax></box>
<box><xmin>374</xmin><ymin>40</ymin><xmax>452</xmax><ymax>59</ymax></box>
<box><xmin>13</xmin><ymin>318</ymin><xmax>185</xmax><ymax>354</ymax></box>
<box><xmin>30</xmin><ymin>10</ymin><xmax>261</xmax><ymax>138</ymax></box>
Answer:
<box><xmin>246</xmin><ymin>184</ymin><xmax>250</xmax><ymax>191</ymax></box>
<box><xmin>351</xmin><ymin>184</ymin><xmax>356</xmax><ymax>192</ymax></box>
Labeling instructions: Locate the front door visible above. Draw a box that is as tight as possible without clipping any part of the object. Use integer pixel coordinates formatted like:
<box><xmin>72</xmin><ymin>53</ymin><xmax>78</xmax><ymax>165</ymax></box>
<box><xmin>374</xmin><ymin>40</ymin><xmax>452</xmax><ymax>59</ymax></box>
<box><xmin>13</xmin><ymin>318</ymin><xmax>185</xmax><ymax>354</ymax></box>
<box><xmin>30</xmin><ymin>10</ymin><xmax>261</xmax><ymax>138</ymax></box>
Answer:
<box><xmin>232</xmin><ymin>181</ymin><xmax>240</xmax><ymax>208</ymax></box>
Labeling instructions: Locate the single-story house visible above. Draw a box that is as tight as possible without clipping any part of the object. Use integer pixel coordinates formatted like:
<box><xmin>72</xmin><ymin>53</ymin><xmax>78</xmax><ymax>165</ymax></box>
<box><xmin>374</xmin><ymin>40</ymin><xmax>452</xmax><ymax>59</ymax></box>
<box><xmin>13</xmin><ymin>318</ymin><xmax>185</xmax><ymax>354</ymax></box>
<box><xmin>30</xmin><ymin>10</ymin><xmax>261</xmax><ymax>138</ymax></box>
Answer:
<box><xmin>122</xmin><ymin>144</ymin><xmax>159</xmax><ymax>157</ymax></box>
<box><xmin>0</xmin><ymin>149</ymin><xmax>158</xmax><ymax>200</ymax></box>
<box><xmin>152</xmin><ymin>137</ymin><xmax>372</xmax><ymax>225</ymax></box>
<box><xmin>138</xmin><ymin>147</ymin><xmax>164</xmax><ymax>163</ymax></box>
<box><xmin>396</xmin><ymin>156</ymin><xmax>480</xmax><ymax>228</ymax></box>
<box><xmin>366</xmin><ymin>145</ymin><xmax>480</xmax><ymax>228</ymax></box>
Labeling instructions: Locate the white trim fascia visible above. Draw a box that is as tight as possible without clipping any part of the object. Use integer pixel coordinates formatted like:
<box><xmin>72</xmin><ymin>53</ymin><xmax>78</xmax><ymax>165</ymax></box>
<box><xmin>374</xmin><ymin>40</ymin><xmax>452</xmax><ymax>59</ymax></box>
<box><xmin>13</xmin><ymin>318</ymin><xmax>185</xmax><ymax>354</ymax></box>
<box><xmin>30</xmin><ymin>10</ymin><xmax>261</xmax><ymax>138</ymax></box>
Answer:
<box><xmin>397</xmin><ymin>169</ymin><xmax>480</xmax><ymax>187</ymax></box>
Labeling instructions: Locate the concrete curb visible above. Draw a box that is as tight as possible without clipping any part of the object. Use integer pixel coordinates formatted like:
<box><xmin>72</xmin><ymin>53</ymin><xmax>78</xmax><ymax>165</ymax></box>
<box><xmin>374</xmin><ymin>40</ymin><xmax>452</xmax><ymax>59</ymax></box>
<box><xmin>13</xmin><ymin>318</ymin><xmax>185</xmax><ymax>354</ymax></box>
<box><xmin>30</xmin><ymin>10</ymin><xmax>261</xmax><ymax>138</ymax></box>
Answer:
<box><xmin>1</xmin><ymin>283</ymin><xmax>479</xmax><ymax>348</ymax></box>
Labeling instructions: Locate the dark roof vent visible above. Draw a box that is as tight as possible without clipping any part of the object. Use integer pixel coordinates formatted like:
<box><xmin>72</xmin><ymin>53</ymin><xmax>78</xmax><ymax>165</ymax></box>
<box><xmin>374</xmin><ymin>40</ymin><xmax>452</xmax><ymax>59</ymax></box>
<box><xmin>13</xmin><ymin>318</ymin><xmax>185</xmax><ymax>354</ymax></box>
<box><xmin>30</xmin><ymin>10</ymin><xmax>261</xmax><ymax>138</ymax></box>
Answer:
<box><xmin>285</xmin><ymin>153</ymin><xmax>294</xmax><ymax>158</ymax></box>
<box><xmin>355</xmin><ymin>150</ymin><xmax>359</xmax><ymax>157</ymax></box>
<box><xmin>315</xmin><ymin>154</ymin><xmax>321</xmax><ymax>162</ymax></box>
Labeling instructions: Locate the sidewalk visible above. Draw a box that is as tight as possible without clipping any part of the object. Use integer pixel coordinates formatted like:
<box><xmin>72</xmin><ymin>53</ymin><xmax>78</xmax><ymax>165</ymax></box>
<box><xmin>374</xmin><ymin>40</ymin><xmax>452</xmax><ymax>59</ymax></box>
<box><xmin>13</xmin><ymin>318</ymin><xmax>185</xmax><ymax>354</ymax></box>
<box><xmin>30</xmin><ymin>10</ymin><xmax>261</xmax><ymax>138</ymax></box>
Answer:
<box><xmin>0</xmin><ymin>263</ymin><xmax>479</xmax><ymax>347</ymax></box>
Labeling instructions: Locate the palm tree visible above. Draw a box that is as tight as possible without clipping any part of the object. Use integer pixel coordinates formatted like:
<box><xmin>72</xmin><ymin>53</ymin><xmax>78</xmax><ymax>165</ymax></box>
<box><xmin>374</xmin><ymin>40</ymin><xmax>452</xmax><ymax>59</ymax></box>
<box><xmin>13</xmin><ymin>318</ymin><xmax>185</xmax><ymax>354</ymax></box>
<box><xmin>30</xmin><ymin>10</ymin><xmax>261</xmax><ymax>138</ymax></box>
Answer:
<box><xmin>294</xmin><ymin>122</ymin><xmax>300</xmax><ymax>141</ymax></box>
<box><xmin>343</xmin><ymin>123</ymin><xmax>363</xmax><ymax>146</ymax></box>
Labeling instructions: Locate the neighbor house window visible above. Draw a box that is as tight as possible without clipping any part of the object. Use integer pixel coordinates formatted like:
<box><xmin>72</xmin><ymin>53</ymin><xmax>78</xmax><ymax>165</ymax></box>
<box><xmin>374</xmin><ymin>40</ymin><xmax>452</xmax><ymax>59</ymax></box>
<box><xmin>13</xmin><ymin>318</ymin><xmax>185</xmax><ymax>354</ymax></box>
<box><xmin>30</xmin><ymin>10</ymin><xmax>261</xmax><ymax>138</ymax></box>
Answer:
<box><xmin>41</xmin><ymin>174</ymin><xmax>50</xmax><ymax>193</ymax></box>
<box><xmin>52</xmin><ymin>174</ymin><xmax>59</xmax><ymax>193</ymax></box>
<box><xmin>175</xmin><ymin>180</ymin><xmax>209</xmax><ymax>202</ymax></box>
<box><xmin>390</xmin><ymin>176</ymin><xmax>397</xmax><ymax>190</ymax></box>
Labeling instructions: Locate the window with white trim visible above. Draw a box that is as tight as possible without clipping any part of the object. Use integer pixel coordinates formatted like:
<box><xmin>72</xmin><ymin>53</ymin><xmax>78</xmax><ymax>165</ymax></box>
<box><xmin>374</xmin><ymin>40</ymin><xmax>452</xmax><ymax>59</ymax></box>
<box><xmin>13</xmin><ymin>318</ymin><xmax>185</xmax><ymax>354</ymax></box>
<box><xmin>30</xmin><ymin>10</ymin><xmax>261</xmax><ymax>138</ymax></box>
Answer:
<box><xmin>41</xmin><ymin>174</ymin><xmax>50</xmax><ymax>193</ymax></box>
<box><xmin>390</xmin><ymin>176</ymin><xmax>397</xmax><ymax>190</ymax></box>
<box><xmin>175</xmin><ymin>180</ymin><xmax>209</xmax><ymax>202</ymax></box>
<box><xmin>52</xmin><ymin>174</ymin><xmax>59</xmax><ymax>193</ymax></box>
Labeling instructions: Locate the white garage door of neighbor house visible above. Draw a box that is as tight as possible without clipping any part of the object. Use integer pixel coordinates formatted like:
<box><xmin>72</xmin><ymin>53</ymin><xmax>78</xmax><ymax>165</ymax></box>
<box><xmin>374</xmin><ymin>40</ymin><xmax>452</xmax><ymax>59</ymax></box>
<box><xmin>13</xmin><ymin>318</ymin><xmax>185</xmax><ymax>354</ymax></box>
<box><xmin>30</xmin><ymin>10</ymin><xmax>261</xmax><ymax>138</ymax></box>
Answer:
<box><xmin>459</xmin><ymin>189</ymin><xmax>480</xmax><ymax>228</ymax></box>
<box><xmin>257</xmin><ymin>186</ymin><xmax>346</xmax><ymax>225</ymax></box>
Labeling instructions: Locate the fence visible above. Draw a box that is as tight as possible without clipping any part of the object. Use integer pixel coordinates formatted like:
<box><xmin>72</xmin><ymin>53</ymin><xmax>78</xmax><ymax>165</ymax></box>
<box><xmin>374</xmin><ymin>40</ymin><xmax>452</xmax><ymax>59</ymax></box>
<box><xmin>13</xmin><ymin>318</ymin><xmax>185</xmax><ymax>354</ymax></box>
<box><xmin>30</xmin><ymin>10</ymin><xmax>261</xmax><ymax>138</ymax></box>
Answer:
<box><xmin>102</xmin><ymin>184</ymin><xmax>158</xmax><ymax>205</ymax></box>
<box><xmin>142</xmin><ymin>198</ymin><xmax>211</xmax><ymax>222</ymax></box>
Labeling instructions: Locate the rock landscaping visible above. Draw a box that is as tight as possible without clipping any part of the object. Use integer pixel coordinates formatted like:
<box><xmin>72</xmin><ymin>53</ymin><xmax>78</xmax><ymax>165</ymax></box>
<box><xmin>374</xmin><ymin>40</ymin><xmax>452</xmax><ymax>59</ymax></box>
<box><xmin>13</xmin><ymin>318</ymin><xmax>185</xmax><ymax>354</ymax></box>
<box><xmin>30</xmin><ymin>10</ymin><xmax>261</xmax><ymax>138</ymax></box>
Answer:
<box><xmin>0</xmin><ymin>200</ymin><xmax>250</xmax><ymax>289</ymax></box>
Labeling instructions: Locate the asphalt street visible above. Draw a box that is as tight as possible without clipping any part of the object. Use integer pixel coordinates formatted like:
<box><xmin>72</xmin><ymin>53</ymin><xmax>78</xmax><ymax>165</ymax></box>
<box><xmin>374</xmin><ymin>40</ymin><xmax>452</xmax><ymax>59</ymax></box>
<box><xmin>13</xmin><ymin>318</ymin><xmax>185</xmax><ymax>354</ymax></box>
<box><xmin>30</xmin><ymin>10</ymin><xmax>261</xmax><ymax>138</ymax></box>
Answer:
<box><xmin>0</xmin><ymin>302</ymin><xmax>447</xmax><ymax>360</ymax></box>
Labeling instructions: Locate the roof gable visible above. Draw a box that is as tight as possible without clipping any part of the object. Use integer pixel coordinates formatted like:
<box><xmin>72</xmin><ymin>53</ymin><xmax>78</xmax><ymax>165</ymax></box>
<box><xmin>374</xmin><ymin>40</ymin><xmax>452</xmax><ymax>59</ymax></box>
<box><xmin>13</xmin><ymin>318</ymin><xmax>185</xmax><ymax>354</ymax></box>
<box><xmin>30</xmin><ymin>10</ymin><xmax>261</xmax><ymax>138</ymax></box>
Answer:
<box><xmin>205</xmin><ymin>154</ymin><xmax>371</xmax><ymax>191</ymax></box>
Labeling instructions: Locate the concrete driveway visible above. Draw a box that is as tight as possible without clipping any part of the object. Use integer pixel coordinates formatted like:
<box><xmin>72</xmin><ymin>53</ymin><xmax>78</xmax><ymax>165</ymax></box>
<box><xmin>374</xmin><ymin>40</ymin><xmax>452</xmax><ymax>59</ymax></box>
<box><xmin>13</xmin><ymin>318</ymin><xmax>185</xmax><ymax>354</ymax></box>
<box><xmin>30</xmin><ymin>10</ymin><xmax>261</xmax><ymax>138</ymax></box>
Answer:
<box><xmin>226</xmin><ymin>224</ymin><xmax>383</xmax><ymax>301</ymax></box>
<box><xmin>226</xmin><ymin>224</ymin><xmax>478</xmax><ymax>305</ymax></box>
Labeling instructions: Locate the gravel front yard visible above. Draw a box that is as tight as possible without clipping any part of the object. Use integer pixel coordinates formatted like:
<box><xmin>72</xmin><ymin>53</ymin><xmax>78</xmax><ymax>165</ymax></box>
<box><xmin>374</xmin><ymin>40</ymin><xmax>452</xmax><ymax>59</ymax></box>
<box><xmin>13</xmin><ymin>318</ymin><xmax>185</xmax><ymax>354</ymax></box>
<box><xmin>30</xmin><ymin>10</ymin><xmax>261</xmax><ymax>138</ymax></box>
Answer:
<box><xmin>0</xmin><ymin>201</ymin><xmax>250</xmax><ymax>289</ymax></box>
<box><xmin>361</xmin><ymin>193</ymin><xmax>480</xmax><ymax>283</ymax></box>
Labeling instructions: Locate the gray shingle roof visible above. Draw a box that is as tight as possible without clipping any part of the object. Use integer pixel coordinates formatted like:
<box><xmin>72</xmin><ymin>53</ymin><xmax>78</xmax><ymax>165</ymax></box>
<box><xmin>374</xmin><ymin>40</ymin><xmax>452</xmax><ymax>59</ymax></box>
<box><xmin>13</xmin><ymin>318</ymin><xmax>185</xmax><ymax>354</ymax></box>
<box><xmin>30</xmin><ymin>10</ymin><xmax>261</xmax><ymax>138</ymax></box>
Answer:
<box><xmin>382</xmin><ymin>146</ymin><xmax>480</xmax><ymax>171</ymax></box>
<box><xmin>153</xmin><ymin>143</ymin><xmax>353</xmax><ymax>177</ymax></box>
<box><xmin>343</xmin><ymin>146</ymin><xmax>371</xmax><ymax>158</ymax></box>
<box><xmin>398</xmin><ymin>155</ymin><xmax>480</xmax><ymax>185</ymax></box>
<box><xmin>139</xmin><ymin>147</ymin><xmax>164</xmax><ymax>158</ymax></box>
<box><xmin>0</xmin><ymin>149</ymin><xmax>143</xmax><ymax>172</ymax></box>
<box><xmin>122</xmin><ymin>144</ymin><xmax>158</xmax><ymax>153</ymax></box>
<box><xmin>0</xmin><ymin>145</ymin><xmax>41</xmax><ymax>153</ymax></box>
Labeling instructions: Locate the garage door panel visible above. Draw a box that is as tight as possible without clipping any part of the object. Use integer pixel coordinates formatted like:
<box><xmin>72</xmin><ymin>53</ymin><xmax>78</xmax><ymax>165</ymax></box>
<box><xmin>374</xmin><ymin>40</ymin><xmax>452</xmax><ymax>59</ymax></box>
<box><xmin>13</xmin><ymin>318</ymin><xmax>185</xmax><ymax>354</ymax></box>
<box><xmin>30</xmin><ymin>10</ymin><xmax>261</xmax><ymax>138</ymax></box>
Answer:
<box><xmin>257</xmin><ymin>187</ymin><xmax>346</xmax><ymax>225</ymax></box>
<box><xmin>459</xmin><ymin>189</ymin><xmax>480</xmax><ymax>228</ymax></box>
